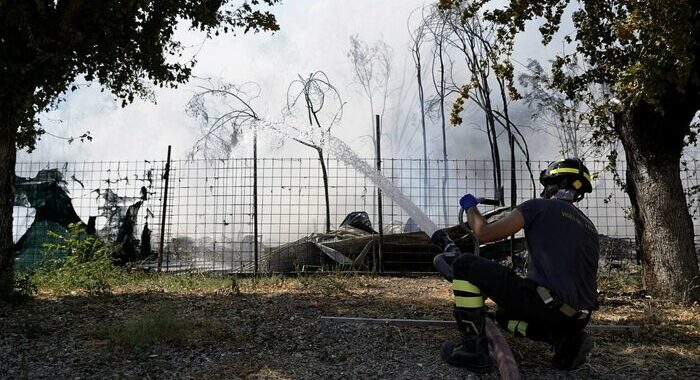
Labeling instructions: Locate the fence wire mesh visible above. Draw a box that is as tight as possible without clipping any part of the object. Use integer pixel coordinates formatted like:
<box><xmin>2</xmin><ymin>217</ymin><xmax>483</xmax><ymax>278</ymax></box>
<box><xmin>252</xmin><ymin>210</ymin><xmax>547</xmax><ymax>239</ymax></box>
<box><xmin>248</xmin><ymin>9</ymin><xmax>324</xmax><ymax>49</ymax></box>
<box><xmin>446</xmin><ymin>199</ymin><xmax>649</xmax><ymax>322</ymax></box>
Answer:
<box><xmin>13</xmin><ymin>157</ymin><xmax>700</xmax><ymax>273</ymax></box>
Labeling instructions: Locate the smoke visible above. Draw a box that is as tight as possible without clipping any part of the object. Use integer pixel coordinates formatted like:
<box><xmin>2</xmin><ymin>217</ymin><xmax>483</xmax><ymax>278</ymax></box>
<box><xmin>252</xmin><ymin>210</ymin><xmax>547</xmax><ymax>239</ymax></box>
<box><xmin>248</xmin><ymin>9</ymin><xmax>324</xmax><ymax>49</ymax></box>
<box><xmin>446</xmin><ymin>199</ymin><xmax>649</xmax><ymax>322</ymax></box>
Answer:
<box><xmin>16</xmin><ymin>1</ymin><xmax>569</xmax><ymax>167</ymax></box>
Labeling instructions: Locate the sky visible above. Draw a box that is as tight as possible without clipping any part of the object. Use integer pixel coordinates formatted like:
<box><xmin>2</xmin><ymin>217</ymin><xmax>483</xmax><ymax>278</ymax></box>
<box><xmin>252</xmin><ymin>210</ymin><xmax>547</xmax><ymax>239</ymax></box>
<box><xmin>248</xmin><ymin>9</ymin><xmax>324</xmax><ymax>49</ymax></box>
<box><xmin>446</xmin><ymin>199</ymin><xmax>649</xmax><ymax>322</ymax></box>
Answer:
<box><xmin>17</xmin><ymin>0</ymin><xmax>570</xmax><ymax>164</ymax></box>
<box><xmin>17</xmin><ymin>1</ymin><xmax>697</xmax><ymax>246</ymax></box>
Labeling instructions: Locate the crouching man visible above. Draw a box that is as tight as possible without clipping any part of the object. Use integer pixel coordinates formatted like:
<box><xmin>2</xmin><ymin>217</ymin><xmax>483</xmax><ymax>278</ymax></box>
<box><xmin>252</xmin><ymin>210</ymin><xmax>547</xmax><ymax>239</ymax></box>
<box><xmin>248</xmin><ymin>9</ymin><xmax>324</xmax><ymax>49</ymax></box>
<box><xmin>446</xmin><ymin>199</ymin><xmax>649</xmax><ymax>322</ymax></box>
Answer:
<box><xmin>439</xmin><ymin>158</ymin><xmax>599</xmax><ymax>373</ymax></box>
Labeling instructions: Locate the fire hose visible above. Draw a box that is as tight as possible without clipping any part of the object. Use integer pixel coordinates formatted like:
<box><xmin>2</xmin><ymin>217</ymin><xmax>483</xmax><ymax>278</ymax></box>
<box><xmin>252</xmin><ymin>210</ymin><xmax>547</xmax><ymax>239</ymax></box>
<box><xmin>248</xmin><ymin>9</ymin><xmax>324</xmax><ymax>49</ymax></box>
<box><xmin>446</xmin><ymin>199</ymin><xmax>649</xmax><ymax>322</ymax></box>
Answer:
<box><xmin>431</xmin><ymin>198</ymin><xmax>519</xmax><ymax>379</ymax></box>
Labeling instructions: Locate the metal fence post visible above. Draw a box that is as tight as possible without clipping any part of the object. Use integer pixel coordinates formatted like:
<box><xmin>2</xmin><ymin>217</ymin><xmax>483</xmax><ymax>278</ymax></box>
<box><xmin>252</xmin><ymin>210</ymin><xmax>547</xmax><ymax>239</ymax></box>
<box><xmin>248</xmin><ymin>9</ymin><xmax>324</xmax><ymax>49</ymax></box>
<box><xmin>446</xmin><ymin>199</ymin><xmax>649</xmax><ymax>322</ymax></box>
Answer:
<box><xmin>390</xmin><ymin>158</ymin><xmax>395</xmax><ymax>223</ymax></box>
<box><xmin>376</xmin><ymin>115</ymin><xmax>384</xmax><ymax>273</ymax></box>
<box><xmin>253</xmin><ymin>127</ymin><xmax>259</xmax><ymax>274</ymax></box>
<box><xmin>509</xmin><ymin>134</ymin><xmax>516</xmax><ymax>267</ymax></box>
<box><xmin>157</xmin><ymin>145</ymin><xmax>171</xmax><ymax>273</ymax></box>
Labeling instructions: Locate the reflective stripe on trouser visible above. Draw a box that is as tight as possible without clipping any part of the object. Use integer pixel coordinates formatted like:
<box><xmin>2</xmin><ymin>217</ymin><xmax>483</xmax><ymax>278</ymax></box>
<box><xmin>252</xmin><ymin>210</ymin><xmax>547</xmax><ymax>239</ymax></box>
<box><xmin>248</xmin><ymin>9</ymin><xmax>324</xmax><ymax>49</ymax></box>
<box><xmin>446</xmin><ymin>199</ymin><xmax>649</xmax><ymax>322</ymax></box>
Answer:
<box><xmin>453</xmin><ymin>279</ymin><xmax>484</xmax><ymax>309</ymax></box>
<box><xmin>506</xmin><ymin>320</ymin><xmax>529</xmax><ymax>337</ymax></box>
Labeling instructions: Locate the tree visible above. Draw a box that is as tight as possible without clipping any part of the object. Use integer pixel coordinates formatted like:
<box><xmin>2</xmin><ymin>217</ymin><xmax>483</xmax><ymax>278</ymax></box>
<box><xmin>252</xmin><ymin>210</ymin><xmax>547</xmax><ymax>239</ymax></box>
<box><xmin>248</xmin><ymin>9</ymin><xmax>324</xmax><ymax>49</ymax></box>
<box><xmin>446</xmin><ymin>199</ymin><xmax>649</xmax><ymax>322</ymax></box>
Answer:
<box><xmin>286</xmin><ymin>71</ymin><xmax>344</xmax><ymax>234</ymax></box>
<box><xmin>0</xmin><ymin>1</ymin><xmax>280</xmax><ymax>298</ymax></box>
<box><xmin>441</xmin><ymin>7</ymin><xmax>503</xmax><ymax>201</ymax></box>
<box><xmin>347</xmin><ymin>36</ymin><xmax>392</xmax><ymax>229</ymax></box>
<box><xmin>186</xmin><ymin>79</ymin><xmax>263</xmax><ymax>160</ymax></box>
<box><xmin>408</xmin><ymin>8</ymin><xmax>431</xmax><ymax>208</ymax></box>
<box><xmin>519</xmin><ymin>59</ymin><xmax>596</xmax><ymax>158</ymax></box>
<box><xmin>440</xmin><ymin>0</ymin><xmax>700</xmax><ymax>302</ymax></box>
<box><xmin>186</xmin><ymin>72</ymin><xmax>342</xmax><ymax>235</ymax></box>
<box><xmin>441</xmin><ymin>4</ymin><xmax>536</xmax><ymax>202</ymax></box>
<box><xmin>424</xmin><ymin>7</ymin><xmax>453</xmax><ymax>225</ymax></box>
<box><xmin>347</xmin><ymin>35</ymin><xmax>392</xmax><ymax>149</ymax></box>
<box><xmin>439</xmin><ymin>3</ymin><xmax>537</xmax><ymax>268</ymax></box>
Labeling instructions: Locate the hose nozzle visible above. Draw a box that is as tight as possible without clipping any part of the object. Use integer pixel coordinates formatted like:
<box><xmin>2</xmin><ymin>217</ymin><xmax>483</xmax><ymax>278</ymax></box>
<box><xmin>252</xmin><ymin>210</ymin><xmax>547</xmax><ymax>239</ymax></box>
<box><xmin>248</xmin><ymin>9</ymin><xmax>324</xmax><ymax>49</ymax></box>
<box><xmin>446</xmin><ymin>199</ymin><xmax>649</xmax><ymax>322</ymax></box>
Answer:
<box><xmin>431</xmin><ymin>230</ymin><xmax>462</xmax><ymax>281</ymax></box>
<box><xmin>431</xmin><ymin>230</ymin><xmax>461</xmax><ymax>257</ymax></box>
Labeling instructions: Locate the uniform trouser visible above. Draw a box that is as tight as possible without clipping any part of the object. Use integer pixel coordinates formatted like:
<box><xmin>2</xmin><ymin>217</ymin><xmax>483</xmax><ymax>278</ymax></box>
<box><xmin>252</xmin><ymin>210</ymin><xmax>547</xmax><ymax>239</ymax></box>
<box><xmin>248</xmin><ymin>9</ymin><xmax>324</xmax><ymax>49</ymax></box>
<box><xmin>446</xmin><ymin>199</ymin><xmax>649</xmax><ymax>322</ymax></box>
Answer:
<box><xmin>452</xmin><ymin>253</ymin><xmax>589</xmax><ymax>343</ymax></box>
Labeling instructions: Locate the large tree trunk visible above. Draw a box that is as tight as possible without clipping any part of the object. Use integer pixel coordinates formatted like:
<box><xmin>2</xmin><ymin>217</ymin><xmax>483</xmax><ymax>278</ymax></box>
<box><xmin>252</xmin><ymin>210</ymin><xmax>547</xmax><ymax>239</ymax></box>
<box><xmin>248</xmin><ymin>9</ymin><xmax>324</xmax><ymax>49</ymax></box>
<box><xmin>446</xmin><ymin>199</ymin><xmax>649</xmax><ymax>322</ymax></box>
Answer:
<box><xmin>617</xmin><ymin>102</ymin><xmax>700</xmax><ymax>302</ymax></box>
<box><xmin>0</xmin><ymin>125</ymin><xmax>17</xmax><ymax>298</ymax></box>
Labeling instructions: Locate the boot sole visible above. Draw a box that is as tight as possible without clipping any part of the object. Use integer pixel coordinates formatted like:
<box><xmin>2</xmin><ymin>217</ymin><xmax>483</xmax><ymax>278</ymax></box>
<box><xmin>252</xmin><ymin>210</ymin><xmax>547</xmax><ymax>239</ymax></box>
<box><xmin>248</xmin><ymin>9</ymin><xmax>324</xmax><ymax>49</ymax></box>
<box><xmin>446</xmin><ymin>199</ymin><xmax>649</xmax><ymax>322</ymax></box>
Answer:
<box><xmin>440</xmin><ymin>342</ymin><xmax>493</xmax><ymax>374</ymax></box>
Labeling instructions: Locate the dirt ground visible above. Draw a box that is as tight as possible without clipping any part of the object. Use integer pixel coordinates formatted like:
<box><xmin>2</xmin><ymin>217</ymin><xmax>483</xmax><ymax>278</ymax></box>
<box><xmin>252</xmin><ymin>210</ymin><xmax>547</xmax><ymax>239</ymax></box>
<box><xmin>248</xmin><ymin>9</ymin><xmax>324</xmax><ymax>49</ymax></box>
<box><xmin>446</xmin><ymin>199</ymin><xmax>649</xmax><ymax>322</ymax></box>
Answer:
<box><xmin>1</xmin><ymin>273</ymin><xmax>699</xmax><ymax>379</ymax></box>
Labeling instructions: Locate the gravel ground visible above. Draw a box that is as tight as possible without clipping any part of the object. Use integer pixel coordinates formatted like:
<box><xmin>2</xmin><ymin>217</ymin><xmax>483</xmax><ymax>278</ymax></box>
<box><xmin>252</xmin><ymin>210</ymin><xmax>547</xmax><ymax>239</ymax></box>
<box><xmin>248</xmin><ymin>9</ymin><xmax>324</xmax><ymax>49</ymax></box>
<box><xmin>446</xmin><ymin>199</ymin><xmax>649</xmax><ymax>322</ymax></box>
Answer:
<box><xmin>1</xmin><ymin>275</ymin><xmax>698</xmax><ymax>379</ymax></box>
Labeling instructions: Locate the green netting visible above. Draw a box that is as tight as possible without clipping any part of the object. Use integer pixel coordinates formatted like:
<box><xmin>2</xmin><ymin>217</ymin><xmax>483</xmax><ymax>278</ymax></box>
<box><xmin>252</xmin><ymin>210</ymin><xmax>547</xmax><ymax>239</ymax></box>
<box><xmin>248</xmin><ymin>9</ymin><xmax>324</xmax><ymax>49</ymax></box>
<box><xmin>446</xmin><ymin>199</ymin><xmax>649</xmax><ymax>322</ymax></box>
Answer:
<box><xmin>14</xmin><ymin>221</ymin><xmax>70</xmax><ymax>271</ymax></box>
<box><xmin>15</xmin><ymin>169</ymin><xmax>81</xmax><ymax>226</ymax></box>
<box><xmin>13</xmin><ymin>168</ymin><xmax>149</xmax><ymax>269</ymax></box>
<box><xmin>14</xmin><ymin>169</ymin><xmax>80</xmax><ymax>269</ymax></box>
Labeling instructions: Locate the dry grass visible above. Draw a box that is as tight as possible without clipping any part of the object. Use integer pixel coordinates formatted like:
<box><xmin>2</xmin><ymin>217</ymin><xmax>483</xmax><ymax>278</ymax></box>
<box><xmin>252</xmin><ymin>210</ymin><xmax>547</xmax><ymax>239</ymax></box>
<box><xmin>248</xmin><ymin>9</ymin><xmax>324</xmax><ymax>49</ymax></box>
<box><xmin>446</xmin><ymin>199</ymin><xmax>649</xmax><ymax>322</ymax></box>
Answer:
<box><xmin>1</xmin><ymin>270</ymin><xmax>698</xmax><ymax>379</ymax></box>
<box><xmin>585</xmin><ymin>267</ymin><xmax>700</xmax><ymax>379</ymax></box>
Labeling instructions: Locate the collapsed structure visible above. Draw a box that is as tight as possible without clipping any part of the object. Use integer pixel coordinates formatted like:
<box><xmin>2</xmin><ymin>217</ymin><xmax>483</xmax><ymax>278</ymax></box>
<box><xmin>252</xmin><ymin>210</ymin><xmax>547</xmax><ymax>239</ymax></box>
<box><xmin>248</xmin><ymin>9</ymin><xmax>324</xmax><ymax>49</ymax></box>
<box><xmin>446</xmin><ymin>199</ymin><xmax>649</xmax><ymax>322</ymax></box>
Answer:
<box><xmin>13</xmin><ymin>169</ymin><xmax>151</xmax><ymax>269</ymax></box>
<box><xmin>12</xmin><ymin>169</ymin><xmax>635</xmax><ymax>273</ymax></box>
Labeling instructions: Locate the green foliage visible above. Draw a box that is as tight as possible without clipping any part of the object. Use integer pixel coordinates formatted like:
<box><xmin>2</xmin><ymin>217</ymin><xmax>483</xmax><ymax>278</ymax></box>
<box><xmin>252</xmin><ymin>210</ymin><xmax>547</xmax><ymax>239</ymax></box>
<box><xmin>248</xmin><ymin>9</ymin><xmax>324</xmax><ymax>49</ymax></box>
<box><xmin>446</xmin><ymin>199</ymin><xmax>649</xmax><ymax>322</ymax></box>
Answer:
<box><xmin>0</xmin><ymin>0</ymin><xmax>281</xmax><ymax>150</ymax></box>
<box><xmin>111</xmin><ymin>272</ymin><xmax>292</xmax><ymax>295</ymax></box>
<box><xmin>12</xmin><ymin>272</ymin><xmax>37</xmax><ymax>300</ymax></box>
<box><xmin>33</xmin><ymin>223</ymin><xmax>123</xmax><ymax>294</ymax></box>
<box><xmin>441</xmin><ymin>0</ymin><xmax>700</xmax><ymax>148</ymax></box>
<box><xmin>0</xmin><ymin>0</ymin><xmax>281</xmax><ymax>298</ymax></box>
<box><xmin>32</xmin><ymin>267</ymin><xmax>283</xmax><ymax>295</ymax></box>
<box><xmin>2</xmin><ymin>273</ymin><xmax>38</xmax><ymax>304</ymax></box>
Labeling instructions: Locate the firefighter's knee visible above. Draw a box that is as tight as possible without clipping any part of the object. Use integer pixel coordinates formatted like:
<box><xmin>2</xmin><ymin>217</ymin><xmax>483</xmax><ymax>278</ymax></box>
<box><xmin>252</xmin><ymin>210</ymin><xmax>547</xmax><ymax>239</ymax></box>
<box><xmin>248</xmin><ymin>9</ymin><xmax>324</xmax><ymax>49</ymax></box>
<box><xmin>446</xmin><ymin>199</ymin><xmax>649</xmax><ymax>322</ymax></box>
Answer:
<box><xmin>452</xmin><ymin>253</ymin><xmax>478</xmax><ymax>278</ymax></box>
<box><xmin>452</xmin><ymin>254</ymin><xmax>492</xmax><ymax>288</ymax></box>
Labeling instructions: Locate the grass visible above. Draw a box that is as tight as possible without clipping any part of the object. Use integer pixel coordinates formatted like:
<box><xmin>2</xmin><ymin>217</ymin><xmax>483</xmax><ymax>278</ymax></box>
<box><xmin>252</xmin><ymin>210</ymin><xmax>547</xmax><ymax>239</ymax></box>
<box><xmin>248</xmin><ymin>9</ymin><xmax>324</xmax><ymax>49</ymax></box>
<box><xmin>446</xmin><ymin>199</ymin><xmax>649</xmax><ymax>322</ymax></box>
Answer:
<box><xmin>75</xmin><ymin>271</ymin><xmax>390</xmax><ymax>355</ymax></box>
<box><xmin>115</xmin><ymin>272</ymin><xmax>232</xmax><ymax>293</ymax></box>
<box><xmin>94</xmin><ymin>305</ymin><xmax>188</xmax><ymax>352</ymax></box>
<box><xmin>90</xmin><ymin>303</ymin><xmax>236</xmax><ymax>352</ymax></box>
<box><xmin>597</xmin><ymin>263</ymin><xmax>644</xmax><ymax>293</ymax></box>
<box><xmin>4</xmin><ymin>267</ymin><xmax>698</xmax><ymax>379</ymax></box>
<box><xmin>29</xmin><ymin>262</ymin><xmax>650</xmax><ymax>301</ymax></box>
<box><xmin>297</xmin><ymin>271</ymin><xmax>356</xmax><ymax>296</ymax></box>
<box><xmin>30</xmin><ymin>263</ymin><xmax>372</xmax><ymax>297</ymax></box>
<box><xmin>586</xmin><ymin>267</ymin><xmax>700</xmax><ymax>378</ymax></box>
<box><xmin>32</xmin><ymin>269</ymin><xmax>233</xmax><ymax>295</ymax></box>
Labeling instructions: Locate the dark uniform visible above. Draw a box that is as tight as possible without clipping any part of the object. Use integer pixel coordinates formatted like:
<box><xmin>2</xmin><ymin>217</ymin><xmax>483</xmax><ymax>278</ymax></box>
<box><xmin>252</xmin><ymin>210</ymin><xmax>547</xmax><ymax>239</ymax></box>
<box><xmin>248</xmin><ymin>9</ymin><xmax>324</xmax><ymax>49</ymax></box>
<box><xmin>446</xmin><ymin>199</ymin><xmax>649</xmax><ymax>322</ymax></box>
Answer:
<box><xmin>452</xmin><ymin>197</ymin><xmax>599</xmax><ymax>345</ymax></box>
<box><xmin>438</xmin><ymin>158</ymin><xmax>598</xmax><ymax>372</ymax></box>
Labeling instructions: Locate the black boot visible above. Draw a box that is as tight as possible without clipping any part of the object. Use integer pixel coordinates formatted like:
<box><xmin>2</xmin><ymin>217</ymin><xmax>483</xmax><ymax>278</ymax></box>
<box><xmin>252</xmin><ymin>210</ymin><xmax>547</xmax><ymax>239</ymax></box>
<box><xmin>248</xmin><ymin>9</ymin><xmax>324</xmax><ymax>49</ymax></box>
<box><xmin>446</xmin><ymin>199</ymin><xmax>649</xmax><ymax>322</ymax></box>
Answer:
<box><xmin>552</xmin><ymin>330</ymin><xmax>593</xmax><ymax>370</ymax></box>
<box><xmin>441</xmin><ymin>308</ymin><xmax>493</xmax><ymax>374</ymax></box>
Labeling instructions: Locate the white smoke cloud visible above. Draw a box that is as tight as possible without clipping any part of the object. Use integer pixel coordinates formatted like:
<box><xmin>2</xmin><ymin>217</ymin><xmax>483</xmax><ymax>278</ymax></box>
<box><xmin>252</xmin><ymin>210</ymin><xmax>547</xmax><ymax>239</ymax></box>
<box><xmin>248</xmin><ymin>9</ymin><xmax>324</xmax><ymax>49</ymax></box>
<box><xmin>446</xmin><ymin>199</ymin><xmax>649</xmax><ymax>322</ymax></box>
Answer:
<box><xmin>18</xmin><ymin>0</ymin><xmax>567</xmax><ymax>165</ymax></box>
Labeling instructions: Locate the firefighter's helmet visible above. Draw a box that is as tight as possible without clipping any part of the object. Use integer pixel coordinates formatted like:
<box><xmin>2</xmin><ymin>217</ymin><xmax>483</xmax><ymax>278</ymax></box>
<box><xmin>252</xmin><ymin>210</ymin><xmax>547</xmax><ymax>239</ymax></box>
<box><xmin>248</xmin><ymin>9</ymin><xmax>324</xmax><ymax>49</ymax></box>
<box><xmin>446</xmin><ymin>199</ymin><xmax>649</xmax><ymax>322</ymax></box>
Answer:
<box><xmin>539</xmin><ymin>158</ymin><xmax>592</xmax><ymax>201</ymax></box>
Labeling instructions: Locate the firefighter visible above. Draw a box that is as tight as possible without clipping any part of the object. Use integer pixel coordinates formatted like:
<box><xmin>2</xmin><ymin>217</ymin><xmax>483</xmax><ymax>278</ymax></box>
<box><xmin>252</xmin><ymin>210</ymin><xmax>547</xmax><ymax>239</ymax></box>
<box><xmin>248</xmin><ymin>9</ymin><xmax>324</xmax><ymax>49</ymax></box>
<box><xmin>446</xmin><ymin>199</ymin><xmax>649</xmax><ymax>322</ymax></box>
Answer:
<box><xmin>439</xmin><ymin>158</ymin><xmax>599</xmax><ymax>373</ymax></box>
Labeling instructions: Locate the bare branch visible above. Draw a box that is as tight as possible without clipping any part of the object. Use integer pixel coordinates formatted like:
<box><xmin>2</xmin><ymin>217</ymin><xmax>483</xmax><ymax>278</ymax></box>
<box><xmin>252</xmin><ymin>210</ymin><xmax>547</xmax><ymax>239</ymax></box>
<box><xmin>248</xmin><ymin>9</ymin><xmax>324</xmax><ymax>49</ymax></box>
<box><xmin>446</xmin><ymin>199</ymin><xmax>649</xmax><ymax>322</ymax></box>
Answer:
<box><xmin>286</xmin><ymin>70</ymin><xmax>344</xmax><ymax>133</ymax></box>
<box><xmin>186</xmin><ymin>78</ymin><xmax>262</xmax><ymax>159</ymax></box>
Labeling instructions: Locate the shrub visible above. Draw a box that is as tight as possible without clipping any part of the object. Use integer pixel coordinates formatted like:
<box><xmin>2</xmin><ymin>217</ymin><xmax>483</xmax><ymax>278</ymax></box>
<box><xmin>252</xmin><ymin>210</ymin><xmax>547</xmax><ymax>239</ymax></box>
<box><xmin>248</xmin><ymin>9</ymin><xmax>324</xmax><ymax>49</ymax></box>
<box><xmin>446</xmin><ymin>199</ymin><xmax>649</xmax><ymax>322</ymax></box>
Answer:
<box><xmin>33</xmin><ymin>223</ymin><xmax>123</xmax><ymax>294</ymax></box>
<box><xmin>0</xmin><ymin>272</ymin><xmax>38</xmax><ymax>304</ymax></box>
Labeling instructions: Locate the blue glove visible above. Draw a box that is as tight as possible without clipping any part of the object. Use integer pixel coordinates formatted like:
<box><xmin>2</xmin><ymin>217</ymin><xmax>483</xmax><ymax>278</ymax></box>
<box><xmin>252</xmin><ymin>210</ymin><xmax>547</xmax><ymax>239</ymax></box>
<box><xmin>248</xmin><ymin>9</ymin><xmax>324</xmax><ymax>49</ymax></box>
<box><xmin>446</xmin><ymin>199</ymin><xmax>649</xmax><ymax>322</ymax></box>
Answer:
<box><xmin>459</xmin><ymin>194</ymin><xmax>479</xmax><ymax>211</ymax></box>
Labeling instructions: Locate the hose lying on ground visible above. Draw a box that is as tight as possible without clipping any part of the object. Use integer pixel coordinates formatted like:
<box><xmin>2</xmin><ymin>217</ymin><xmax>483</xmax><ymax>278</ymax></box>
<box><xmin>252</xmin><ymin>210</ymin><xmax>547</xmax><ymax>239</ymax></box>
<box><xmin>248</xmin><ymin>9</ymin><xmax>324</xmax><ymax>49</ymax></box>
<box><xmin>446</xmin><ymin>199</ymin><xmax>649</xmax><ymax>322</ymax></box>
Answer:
<box><xmin>485</xmin><ymin>318</ymin><xmax>519</xmax><ymax>379</ymax></box>
<box><xmin>432</xmin><ymin>229</ymin><xmax>520</xmax><ymax>379</ymax></box>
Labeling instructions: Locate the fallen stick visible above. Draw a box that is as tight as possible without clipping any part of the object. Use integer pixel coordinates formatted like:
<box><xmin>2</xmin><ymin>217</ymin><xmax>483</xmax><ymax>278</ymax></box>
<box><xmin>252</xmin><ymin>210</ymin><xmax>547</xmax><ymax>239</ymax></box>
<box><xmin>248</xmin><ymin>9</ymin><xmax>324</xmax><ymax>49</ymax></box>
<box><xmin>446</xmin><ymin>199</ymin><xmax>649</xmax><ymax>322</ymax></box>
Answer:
<box><xmin>319</xmin><ymin>316</ymin><xmax>640</xmax><ymax>340</ymax></box>
<box><xmin>320</xmin><ymin>316</ymin><xmax>453</xmax><ymax>327</ymax></box>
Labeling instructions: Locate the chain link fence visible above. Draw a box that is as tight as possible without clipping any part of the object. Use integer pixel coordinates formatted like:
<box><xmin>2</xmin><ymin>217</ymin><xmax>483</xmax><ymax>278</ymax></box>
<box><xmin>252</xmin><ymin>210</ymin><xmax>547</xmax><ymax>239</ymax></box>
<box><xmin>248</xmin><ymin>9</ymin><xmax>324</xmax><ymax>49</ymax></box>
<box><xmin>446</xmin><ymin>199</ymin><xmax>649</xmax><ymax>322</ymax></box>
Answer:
<box><xmin>13</xmin><ymin>156</ymin><xmax>700</xmax><ymax>273</ymax></box>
